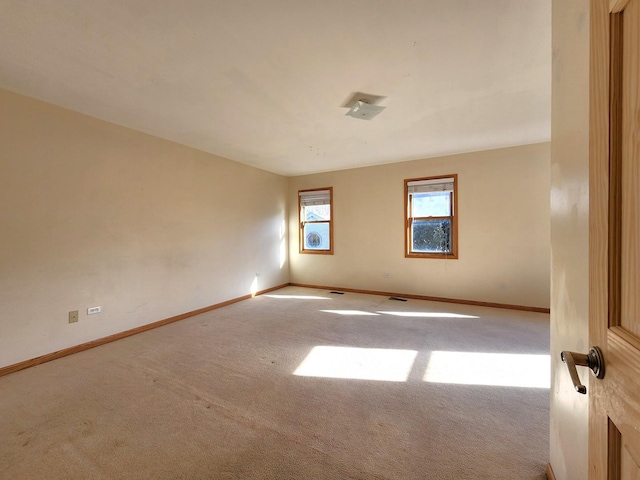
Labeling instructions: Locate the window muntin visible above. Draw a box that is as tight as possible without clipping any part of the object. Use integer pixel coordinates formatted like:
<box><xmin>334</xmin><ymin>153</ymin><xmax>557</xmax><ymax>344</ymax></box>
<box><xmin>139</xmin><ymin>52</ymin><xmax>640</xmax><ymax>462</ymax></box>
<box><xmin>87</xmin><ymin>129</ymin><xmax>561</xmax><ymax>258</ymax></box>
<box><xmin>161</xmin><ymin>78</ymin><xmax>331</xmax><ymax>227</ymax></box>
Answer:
<box><xmin>299</xmin><ymin>187</ymin><xmax>333</xmax><ymax>254</ymax></box>
<box><xmin>405</xmin><ymin>175</ymin><xmax>457</xmax><ymax>258</ymax></box>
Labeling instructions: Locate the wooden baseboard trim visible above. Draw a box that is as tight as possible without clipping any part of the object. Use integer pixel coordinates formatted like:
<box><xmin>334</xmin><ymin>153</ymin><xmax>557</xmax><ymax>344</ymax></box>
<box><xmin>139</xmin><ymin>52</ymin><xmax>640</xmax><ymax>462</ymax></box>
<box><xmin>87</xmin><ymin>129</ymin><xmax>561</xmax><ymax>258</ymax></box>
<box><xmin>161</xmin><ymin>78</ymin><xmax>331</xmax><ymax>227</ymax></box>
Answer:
<box><xmin>253</xmin><ymin>284</ymin><xmax>288</xmax><ymax>296</ymax></box>
<box><xmin>289</xmin><ymin>283</ymin><xmax>551</xmax><ymax>314</ymax></box>
<box><xmin>546</xmin><ymin>463</ymin><xmax>556</xmax><ymax>480</ymax></box>
<box><xmin>0</xmin><ymin>283</ymin><xmax>288</xmax><ymax>378</ymax></box>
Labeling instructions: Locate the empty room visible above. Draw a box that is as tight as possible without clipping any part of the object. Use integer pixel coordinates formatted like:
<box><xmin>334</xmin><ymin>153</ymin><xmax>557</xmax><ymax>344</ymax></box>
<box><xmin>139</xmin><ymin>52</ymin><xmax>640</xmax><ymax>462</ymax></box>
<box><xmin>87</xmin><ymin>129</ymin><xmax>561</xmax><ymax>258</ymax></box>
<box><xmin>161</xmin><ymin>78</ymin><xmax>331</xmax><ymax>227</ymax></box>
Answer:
<box><xmin>3</xmin><ymin>1</ymin><xmax>637</xmax><ymax>479</ymax></box>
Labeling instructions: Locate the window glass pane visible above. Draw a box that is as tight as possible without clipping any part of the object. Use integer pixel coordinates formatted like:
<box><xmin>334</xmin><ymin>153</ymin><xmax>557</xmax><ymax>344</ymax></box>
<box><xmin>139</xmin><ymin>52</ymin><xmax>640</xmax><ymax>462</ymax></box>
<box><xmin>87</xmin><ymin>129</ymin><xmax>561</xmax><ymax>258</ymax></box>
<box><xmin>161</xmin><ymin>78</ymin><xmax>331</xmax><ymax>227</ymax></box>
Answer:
<box><xmin>303</xmin><ymin>222</ymin><xmax>330</xmax><ymax>250</ymax></box>
<box><xmin>411</xmin><ymin>192</ymin><xmax>451</xmax><ymax>217</ymax></box>
<box><xmin>411</xmin><ymin>219</ymin><xmax>451</xmax><ymax>253</ymax></box>
<box><xmin>303</xmin><ymin>204</ymin><xmax>330</xmax><ymax>222</ymax></box>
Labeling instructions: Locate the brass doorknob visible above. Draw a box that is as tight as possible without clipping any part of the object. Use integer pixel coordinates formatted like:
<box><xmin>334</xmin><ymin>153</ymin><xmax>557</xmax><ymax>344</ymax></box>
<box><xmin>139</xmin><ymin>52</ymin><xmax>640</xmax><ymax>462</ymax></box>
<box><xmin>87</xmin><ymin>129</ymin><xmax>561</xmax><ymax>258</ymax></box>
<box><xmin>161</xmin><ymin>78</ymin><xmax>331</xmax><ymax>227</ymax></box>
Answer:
<box><xmin>560</xmin><ymin>347</ymin><xmax>605</xmax><ymax>394</ymax></box>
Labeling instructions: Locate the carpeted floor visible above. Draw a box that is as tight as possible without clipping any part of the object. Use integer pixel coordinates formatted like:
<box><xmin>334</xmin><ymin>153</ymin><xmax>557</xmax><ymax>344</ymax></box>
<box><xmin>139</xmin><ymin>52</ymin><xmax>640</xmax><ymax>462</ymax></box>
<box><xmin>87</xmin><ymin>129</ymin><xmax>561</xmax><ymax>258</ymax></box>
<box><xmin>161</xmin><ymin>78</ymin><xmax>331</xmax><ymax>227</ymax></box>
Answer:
<box><xmin>0</xmin><ymin>286</ymin><xmax>549</xmax><ymax>479</ymax></box>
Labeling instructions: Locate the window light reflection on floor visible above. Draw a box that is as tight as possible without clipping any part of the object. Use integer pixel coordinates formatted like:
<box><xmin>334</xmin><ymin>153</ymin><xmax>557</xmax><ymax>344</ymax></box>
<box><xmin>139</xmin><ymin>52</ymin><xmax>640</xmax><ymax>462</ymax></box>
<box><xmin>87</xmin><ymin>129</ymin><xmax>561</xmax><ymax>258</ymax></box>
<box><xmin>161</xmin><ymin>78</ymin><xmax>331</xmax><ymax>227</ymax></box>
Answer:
<box><xmin>423</xmin><ymin>351</ymin><xmax>550</xmax><ymax>388</ymax></box>
<box><xmin>263</xmin><ymin>294</ymin><xmax>330</xmax><ymax>300</ymax></box>
<box><xmin>294</xmin><ymin>346</ymin><xmax>418</xmax><ymax>382</ymax></box>
<box><xmin>320</xmin><ymin>310</ymin><xmax>379</xmax><ymax>316</ymax></box>
<box><xmin>378</xmin><ymin>311</ymin><xmax>479</xmax><ymax>319</ymax></box>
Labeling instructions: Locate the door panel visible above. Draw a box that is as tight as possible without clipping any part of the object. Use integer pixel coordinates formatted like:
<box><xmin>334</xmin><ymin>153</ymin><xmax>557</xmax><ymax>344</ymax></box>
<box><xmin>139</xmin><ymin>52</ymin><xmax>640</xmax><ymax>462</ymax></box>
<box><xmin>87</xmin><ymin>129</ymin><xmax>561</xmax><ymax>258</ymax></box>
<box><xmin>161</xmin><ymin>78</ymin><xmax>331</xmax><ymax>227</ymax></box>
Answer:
<box><xmin>590</xmin><ymin>0</ymin><xmax>640</xmax><ymax>478</ymax></box>
<box><xmin>621</xmin><ymin>441</ymin><xmax>640</xmax><ymax>480</ymax></box>
<box><xmin>620</xmin><ymin>0</ymin><xmax>640</xmax><ymax>339</ymax></box>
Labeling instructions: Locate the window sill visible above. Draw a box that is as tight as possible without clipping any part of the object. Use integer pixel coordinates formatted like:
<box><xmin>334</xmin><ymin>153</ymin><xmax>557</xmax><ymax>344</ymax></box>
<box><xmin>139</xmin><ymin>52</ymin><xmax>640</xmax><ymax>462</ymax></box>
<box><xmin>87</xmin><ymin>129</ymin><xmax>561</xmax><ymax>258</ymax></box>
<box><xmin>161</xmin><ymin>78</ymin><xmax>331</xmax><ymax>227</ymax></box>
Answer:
<box><xmin>405</xmin><ymin>252</ymin><xmax>458</xmax><ymax>259</ymax></box>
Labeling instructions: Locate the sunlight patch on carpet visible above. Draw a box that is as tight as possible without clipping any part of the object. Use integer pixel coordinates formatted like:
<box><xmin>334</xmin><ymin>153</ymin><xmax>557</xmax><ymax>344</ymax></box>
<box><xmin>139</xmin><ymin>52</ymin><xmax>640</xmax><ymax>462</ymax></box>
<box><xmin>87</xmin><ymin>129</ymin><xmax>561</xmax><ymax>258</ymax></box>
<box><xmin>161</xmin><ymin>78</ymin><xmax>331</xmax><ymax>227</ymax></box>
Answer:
<box><xmin>294</xmin><ymin>346</ymin><xmax>417</xmax><ymax>381</ymax></box>
<box><xmin>378</xmin><ymin>311</ymin><xmax>479</xmax><ymax>318</ymax></box>
<box><xmin>423</xmin><ymin>351</ymin><xmax>550</xmax><ymax>388</ymax></box>
<box><xmin>320</xmin><ymin>310</ymin><xmax>379</xmax><ymax>316</ymax></box>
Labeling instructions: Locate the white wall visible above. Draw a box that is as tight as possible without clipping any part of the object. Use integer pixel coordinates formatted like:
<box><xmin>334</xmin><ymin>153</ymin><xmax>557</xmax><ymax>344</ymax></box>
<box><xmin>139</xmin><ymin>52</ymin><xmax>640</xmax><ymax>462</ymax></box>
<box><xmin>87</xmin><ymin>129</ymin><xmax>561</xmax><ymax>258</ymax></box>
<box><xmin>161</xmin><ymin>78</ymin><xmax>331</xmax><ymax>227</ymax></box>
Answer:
<box><xmin>549</xmin><ymin>0</ymin><xmax>590</xmax><ymax>479</ymax></box>
<box><xmin>288</xmin><ymin>143</ymin><xmax>550</xmax><ymax>309</ymax></box>
<box><xmin>0</xmin><ymin>89</ymin><xmax>288</xmax><ymax>368</ymax></box>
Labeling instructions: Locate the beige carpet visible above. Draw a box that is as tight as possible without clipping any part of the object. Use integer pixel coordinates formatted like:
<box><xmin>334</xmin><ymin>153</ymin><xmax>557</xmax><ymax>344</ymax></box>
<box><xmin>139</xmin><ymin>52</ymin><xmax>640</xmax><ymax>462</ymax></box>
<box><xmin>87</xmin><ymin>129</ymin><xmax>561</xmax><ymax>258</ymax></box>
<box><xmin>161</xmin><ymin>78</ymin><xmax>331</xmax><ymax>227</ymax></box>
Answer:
<box><xmin>0</xmin><ymin>286</ymin><xmax>549</xmax><ymax>479</ymax></box>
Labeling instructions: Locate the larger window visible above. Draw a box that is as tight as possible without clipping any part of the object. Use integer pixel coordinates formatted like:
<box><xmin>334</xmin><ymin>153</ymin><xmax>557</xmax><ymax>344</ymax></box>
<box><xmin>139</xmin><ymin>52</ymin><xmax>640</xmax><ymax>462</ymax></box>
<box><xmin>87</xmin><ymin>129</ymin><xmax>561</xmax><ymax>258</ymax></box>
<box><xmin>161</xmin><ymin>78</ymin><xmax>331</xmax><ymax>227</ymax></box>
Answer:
<box><xmin>299</xmin><ymin>187</ymin><xmax>333</xmax><ymax>254</ymax></box>
<box><xmin>405</xmin><ymin>175</ymin><xmax>457</xmax><ymax>258</ymax></box>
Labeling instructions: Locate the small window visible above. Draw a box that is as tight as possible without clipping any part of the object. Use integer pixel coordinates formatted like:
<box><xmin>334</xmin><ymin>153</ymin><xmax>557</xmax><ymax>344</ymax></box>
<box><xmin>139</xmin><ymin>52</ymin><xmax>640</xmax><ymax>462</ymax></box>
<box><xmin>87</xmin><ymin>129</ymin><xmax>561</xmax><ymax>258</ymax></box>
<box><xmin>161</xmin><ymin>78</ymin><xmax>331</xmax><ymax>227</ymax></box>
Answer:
<box><xmin>299</xmin><ymin>187</ymin><xmax>333</xmax><ymax>254</ymax></box>
<box><xmin>405</xmin><ymin>175</ymin><xmax>457</xmax><ymax>258</ymax></box>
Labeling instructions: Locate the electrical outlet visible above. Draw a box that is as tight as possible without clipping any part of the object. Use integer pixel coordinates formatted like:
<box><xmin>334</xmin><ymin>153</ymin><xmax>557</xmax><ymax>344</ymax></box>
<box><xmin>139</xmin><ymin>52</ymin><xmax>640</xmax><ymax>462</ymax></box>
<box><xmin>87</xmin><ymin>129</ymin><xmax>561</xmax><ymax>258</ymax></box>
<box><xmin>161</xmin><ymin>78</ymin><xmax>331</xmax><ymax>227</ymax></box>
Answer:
<box><xmin>87</xmin><ymin>306</ymin><xmax>101</xmax><ymax>315</ymax></box>
<box><xmin>69</xmin><ymin>310</ymin><xmax>79</xmax><ymax>323</ymax></box>
<box><xmin>383</xmin><ymin>272</ymin><xmax>392</xmax><ymax>279</ymax></box>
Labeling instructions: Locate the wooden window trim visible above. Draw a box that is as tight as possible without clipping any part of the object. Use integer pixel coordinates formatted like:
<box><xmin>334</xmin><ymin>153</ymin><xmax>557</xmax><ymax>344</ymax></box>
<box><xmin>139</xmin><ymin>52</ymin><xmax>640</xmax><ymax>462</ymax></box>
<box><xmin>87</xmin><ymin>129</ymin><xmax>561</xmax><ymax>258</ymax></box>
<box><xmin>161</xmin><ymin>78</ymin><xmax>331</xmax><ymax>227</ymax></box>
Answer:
<box><xmin>299</xmin><ymin>187</ymin><xmax>334</xmax><ymax>255</ymax></box>
<box><xmin>404</xmin><ymin>174</ymin><xmax>458</xmax><ymax>259</ymax></box>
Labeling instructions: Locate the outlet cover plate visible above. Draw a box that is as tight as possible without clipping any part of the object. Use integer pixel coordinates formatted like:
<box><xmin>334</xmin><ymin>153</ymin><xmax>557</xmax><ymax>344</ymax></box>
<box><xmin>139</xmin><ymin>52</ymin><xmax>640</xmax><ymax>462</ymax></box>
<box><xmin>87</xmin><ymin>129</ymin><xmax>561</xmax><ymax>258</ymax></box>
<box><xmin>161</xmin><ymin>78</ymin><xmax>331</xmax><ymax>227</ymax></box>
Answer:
<box><xmin>69</xmin><ymin>310</ymin><xmax>79</xmax><ymax>323</ymax></box>
<box><xmin>87</xmin><ymin>306</ymin><xmax>101</xmax><ymax>315</ymax></box>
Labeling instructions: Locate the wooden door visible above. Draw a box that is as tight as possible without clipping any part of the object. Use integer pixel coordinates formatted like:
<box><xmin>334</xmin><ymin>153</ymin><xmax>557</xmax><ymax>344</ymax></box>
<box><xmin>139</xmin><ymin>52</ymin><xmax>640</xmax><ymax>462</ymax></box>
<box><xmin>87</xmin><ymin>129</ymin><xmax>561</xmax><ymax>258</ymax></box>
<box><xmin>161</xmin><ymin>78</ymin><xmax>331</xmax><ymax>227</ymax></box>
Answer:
<box><xmin>590</xmin><ymin>0</ymin><xmax>640</xmax><ymax>478</ymax></box>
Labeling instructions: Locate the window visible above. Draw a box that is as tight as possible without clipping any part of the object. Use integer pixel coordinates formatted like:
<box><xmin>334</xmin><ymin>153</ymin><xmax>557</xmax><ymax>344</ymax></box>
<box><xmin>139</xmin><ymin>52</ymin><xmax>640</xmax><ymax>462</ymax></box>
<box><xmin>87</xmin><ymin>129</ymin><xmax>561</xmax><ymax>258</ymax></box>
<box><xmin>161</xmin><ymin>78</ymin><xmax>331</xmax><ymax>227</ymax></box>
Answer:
<box><xmin>299</xmin><ymin>187</ymin><xmax>333</xmax><ymax>254</ymax></box>
<box><xmin>405</xmin><ymin>175</ymin><xmax>457</xmax><ymax>258</ymax></box>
